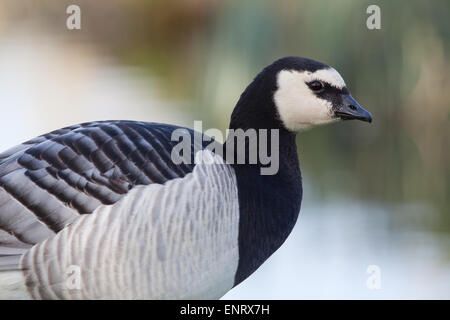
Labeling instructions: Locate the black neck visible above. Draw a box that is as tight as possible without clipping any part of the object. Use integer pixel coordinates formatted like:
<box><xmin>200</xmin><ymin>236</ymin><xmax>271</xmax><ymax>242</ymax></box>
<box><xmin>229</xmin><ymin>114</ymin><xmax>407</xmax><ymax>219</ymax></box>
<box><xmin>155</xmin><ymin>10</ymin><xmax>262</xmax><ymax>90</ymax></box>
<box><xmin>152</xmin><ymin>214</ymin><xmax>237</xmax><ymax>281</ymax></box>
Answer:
<box><xmin>225</xmin><ymin>71</ymin><xmax>303</xmax><ymax>286</ymax></box>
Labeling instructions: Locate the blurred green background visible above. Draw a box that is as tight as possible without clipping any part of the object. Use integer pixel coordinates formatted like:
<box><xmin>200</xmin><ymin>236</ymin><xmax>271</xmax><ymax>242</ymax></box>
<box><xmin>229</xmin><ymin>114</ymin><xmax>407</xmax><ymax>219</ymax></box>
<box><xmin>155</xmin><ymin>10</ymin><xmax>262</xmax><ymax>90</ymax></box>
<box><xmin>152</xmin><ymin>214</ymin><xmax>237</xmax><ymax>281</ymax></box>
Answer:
<box><xmin>0</xmin><ymin>0</ymin><xmax>448</xmax><ymax>298</ymax></box>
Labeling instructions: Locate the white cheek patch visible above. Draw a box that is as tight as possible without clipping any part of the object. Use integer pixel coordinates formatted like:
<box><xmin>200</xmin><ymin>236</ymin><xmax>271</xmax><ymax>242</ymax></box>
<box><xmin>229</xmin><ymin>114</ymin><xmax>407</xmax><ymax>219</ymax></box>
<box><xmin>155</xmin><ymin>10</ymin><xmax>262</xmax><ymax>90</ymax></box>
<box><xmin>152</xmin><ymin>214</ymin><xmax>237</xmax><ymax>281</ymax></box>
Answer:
<box><xmin>274</xmin><ymin>69</ymin><xmax>344</xmax><ymax>131</ymax></box>
<box><xmin>309</xmin><ymin>68</ymin><xmax>346</xmax><ymax>89</ymax></box>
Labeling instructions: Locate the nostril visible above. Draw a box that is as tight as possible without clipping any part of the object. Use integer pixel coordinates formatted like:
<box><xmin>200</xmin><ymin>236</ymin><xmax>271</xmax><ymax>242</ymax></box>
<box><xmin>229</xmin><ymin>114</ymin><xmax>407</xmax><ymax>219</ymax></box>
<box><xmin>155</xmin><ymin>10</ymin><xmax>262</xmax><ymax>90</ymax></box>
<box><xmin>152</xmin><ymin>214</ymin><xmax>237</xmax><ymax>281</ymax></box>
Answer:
<box><xmin>349</xmin><ymin>104</ymin><xmax>357</xmax><ymax>111</ymax></box>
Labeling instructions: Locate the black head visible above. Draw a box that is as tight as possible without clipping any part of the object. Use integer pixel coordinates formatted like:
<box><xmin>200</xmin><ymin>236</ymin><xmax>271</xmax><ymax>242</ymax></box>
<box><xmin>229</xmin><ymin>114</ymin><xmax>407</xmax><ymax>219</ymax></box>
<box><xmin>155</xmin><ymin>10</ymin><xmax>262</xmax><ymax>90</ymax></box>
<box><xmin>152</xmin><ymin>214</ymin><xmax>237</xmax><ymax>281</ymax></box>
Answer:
<box><xmin>230</xmin><ymin>56</ymin><xmax>372</xmax><ymax>132</ymax></box>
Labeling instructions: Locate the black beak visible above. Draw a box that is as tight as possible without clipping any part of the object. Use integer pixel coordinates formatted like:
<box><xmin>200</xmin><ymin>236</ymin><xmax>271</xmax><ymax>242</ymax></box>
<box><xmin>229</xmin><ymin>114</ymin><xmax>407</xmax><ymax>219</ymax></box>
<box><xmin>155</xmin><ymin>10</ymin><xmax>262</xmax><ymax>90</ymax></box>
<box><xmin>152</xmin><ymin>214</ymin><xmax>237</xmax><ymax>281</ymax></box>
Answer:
<box><xmin>335</xmin><ymin>95</ymin><xmax>372</xmax><ymax>123</ymax></box>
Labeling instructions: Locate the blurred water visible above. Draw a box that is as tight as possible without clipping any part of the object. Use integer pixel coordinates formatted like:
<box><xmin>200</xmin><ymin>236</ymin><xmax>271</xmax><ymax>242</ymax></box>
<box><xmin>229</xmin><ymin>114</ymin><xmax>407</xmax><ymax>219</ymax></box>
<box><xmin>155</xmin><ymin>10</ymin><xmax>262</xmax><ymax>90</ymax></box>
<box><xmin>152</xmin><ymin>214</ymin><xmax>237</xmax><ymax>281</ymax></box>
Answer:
<box><xmin>224</xmin><ymin>197</ymin><xmax>450</xmax><ymax>299</ymax></box>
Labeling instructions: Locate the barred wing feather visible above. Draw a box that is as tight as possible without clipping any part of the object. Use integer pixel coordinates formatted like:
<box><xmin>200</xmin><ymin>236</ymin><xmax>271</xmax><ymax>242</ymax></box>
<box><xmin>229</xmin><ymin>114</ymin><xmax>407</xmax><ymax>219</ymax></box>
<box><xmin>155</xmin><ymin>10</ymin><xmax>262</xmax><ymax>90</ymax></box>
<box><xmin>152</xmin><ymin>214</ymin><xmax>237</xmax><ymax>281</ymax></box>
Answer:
<box><xmin>0</xmin><ymin>120</ymin><xmax>205</xmax><ymax>271</ymax></box>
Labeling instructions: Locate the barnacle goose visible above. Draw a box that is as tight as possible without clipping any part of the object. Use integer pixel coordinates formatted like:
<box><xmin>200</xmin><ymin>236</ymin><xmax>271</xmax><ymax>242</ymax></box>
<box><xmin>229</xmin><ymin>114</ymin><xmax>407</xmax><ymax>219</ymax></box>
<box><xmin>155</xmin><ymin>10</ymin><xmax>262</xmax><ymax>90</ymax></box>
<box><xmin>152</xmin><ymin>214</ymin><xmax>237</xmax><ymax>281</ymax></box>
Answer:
<box><xmin>0</xmin><ymin>57</ymin><xmax>372</xmax><ymax>299</ymax></box>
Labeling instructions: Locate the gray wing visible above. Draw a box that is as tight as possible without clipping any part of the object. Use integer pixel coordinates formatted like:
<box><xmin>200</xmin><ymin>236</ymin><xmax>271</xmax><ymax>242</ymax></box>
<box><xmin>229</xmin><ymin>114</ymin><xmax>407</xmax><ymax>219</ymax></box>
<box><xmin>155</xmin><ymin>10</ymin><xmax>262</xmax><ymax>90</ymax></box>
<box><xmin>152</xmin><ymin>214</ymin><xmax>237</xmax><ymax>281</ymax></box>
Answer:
<box><xmin>0</xmin><ymin>120</ymin><xmax>205</xmax><ymax>270</ymax></box>
<box><xmin>21</xmin><ymin>151</ymin><xmax>240</xmax><ymax>299</ymax></box>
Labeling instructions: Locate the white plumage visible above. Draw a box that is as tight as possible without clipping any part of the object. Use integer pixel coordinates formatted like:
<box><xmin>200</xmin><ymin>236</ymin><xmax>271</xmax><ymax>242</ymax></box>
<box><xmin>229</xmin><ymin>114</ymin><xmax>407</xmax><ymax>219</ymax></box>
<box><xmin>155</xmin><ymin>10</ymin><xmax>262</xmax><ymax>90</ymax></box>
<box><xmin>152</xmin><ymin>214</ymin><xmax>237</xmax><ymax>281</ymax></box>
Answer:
<box><xmin>274</xmin><ymin>68</ymin><xmax>345</xmax><ymax>131</ymax></box>
<box><xmin>4</xmin><ymin>151</ymin><xmax>239</xmax><ymax>299</ymax></box>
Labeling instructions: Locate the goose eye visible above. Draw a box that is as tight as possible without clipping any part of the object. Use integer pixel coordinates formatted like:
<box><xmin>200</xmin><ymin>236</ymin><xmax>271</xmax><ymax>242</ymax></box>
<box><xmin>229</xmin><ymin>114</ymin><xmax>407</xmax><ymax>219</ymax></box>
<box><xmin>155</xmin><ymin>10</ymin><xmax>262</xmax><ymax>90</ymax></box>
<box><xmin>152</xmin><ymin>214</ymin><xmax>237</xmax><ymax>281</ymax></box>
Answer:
<box><xmin>309</xmin><ymin>80</ymin><xmax>324</xmax><ymax>92</ymax></box>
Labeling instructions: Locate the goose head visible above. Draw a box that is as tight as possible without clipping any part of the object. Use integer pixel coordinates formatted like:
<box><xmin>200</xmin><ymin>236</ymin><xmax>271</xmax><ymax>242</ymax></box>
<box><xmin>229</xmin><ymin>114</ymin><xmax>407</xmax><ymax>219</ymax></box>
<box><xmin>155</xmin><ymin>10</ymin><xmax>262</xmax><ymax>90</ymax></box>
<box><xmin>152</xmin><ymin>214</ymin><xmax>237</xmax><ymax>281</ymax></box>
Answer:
<box><xmin>230</xmin><ymin>56</ymin><xmax>372</xmax><ymax>132</ymax></box>
<box><xmin>273</xmin><ymin>57</ymin><xmax>372</xmax><ymax>131</ymax></box>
